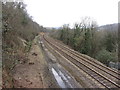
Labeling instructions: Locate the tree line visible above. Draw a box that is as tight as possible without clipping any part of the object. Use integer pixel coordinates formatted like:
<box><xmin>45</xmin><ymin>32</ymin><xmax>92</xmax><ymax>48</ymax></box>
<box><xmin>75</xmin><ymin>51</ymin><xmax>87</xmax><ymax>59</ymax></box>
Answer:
<box><xmin>50</xmin><ymin>17</ymin><xmax>118</xmax><ymax>67</ymax></box>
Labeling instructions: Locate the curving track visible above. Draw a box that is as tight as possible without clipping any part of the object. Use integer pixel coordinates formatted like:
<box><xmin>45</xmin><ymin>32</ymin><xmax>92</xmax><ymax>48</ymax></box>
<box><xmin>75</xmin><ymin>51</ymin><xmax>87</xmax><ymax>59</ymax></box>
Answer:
<box><xmin>45</xmin><ymin>36</ymin><xmax>120</xmax><ymax>80</ymax></box>
<box><xmin>42</xmin><ymin>34</ymin><xmax>120</xmax><ymax>89</ymax></box>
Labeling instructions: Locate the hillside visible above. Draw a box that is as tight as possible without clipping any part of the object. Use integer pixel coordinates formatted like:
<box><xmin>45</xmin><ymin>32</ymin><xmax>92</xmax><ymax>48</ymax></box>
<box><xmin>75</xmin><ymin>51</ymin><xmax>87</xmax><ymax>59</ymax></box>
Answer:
<box><xmin>2</xmin><ymin>2</ymin><xmax>44</xmax><ymax>88</ymax></box>
<box><xmin>98</xmin><ymin>23</ymin><xmax>118</xmax><ymax>31</ymax></box>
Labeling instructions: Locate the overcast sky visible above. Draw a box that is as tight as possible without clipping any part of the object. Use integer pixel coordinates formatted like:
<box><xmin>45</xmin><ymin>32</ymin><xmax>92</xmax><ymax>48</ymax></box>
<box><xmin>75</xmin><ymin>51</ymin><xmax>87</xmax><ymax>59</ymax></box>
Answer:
<box><xmin>23</xmin><ymin>0</ymin><xmax>119</xmax><ymax>27</ymax></box>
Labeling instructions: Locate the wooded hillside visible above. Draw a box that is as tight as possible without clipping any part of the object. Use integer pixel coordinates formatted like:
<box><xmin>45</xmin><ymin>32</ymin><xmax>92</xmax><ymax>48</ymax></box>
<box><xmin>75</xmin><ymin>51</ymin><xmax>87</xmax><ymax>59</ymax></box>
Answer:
<box><xmin>2</xmin><ymin>2</ymin><xmax>43</xmax><ymax>87</ymax></box>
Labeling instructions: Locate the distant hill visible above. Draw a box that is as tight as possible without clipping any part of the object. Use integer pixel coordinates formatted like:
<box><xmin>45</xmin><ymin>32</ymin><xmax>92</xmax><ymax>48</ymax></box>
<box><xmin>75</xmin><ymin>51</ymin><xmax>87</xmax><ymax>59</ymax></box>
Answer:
<box><xmin>98</xmin><ymin>23</ymin><xmax>118</xmax><ymax>31</ymax></box>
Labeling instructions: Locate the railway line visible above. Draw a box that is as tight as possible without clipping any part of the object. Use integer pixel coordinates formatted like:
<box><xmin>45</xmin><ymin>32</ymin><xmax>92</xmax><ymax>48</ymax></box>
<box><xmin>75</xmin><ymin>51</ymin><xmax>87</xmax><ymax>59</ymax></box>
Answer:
<box><xmin>42</xmin><ymin>34</ymin><xmax>120</xmax><ymax>89</ymax></box>
<box><xmin>45</xmin><ymin>36</ymin><xmax>120</xmax><ymax>81</ymax></box>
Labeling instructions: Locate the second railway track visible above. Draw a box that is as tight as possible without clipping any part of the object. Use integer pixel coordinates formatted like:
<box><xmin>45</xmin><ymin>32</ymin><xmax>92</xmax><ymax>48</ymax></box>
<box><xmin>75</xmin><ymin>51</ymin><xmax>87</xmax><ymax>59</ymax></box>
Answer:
<box><xmin>45</xmin><ymin>36</ymin><xmax>120</xmax><ymax>81</ymax></box>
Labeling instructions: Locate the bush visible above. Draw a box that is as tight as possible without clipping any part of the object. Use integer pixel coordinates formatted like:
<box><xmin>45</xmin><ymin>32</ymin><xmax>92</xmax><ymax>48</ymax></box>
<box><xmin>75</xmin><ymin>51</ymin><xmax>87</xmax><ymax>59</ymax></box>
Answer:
<box><xmin>95</xmin><ymin>49</ymin><xmax>115</xmax><ymax>66</ymax></box>
<box><xmin>25</xmin><ymin>41</ymin><xmax>32</xmax><ymax>52</ymax></box>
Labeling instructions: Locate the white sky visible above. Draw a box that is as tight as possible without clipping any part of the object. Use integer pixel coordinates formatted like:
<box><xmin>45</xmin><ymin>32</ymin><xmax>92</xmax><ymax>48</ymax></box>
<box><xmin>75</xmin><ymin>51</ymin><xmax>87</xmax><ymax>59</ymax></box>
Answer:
<box><xmin>23</xmin><ymin>0</ymin><xmax>120</xmax><ymax>27</ymax></box>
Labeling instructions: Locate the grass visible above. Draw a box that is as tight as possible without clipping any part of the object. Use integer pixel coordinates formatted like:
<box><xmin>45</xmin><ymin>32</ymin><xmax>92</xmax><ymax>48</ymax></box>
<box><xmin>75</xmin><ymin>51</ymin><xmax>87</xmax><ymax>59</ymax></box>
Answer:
<box><xmin>25</xmin><ymin>41</ymin><xmax>33</xmax><ymax>52</ymax></box>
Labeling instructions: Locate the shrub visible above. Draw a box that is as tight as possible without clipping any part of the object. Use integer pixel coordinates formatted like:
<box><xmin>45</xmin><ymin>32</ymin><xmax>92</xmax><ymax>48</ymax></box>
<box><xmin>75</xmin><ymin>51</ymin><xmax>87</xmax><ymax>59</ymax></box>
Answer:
<box><xmin>95</xmin><ymin>49</ymin><xmax>115</xmax><ymax>66</ymax></box>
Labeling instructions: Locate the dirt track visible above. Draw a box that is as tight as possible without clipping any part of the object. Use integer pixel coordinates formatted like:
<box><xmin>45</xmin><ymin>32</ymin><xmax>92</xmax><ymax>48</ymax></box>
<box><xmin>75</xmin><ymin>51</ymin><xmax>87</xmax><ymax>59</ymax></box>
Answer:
<box><xmin>12</xmin><ymin>36</ymin><xmax>59</xmax><ymax>88</ymax></box>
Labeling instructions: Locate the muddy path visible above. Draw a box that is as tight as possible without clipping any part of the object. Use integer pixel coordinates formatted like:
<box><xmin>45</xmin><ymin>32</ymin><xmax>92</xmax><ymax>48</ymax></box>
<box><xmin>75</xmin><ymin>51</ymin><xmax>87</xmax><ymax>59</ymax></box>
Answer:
<box><xmin>39</xmin><ymin>36</ymin><xmax>82</xmax><ymax>88</ymax></box>
<box><xmin>12</xmin><ymin>36</ymin><xmax>59</xmax><ymax>88</ymax></box>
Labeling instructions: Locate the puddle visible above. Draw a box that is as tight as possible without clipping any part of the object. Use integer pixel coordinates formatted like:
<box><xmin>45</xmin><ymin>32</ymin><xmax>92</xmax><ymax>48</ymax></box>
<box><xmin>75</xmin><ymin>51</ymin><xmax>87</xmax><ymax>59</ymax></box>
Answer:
<box><xmin>52</xmin><ymin>68</ymin><xmax>66</xmax><ymax>88</ymax></box>
<box><xmin>51</xmin><ymin>66</ymin><xmax>76</xmax><ymax>88</ymax></box>
<box><xmin>59</xmin><ymin>70</ymin><xmax>72</xmax><ymax>88</ymax></box>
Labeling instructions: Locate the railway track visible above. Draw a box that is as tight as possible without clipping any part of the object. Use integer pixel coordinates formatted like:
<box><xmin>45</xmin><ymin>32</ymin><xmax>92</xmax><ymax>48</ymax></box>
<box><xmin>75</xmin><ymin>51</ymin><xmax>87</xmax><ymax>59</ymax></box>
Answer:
<box><xmin>42</xmin><ymin>35</ymin><xmax>120</xmax><ymax>89</ymax></box>
<box><xmin>45</xmin><ymin>36</ymin><xmax>120</xmax><ymax>81</ymax></box>
<box><xmin>53</xmin><ymin>38</ymin><xmax>120</xmax><ymax>74</ymax></box>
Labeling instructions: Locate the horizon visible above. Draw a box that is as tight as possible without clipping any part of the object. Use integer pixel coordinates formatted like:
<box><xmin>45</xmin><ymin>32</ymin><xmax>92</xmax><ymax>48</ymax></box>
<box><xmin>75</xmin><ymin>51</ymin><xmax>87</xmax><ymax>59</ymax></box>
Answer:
<box><xmin>45</xmin><ymin>23</ymin><xmax>118</xmax><ymax>29</ymax></box>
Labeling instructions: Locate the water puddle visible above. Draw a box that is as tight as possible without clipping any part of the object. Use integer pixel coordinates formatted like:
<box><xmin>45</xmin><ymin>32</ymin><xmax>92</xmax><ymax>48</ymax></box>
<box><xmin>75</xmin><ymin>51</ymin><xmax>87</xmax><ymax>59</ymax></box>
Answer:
<box><xmin>59</xmin><ymin>70</ymin><xmax>72</xmax><ymax>88</ymax></box>
<box><xmin>51</xmin><ymin>63</ymin><xmax>76</xmax><ymax>88</ymax></box>
<box><xmin>52</xmin><ymin>68</ymin><xmax>66</xmax><ymax>88</ymax></box>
